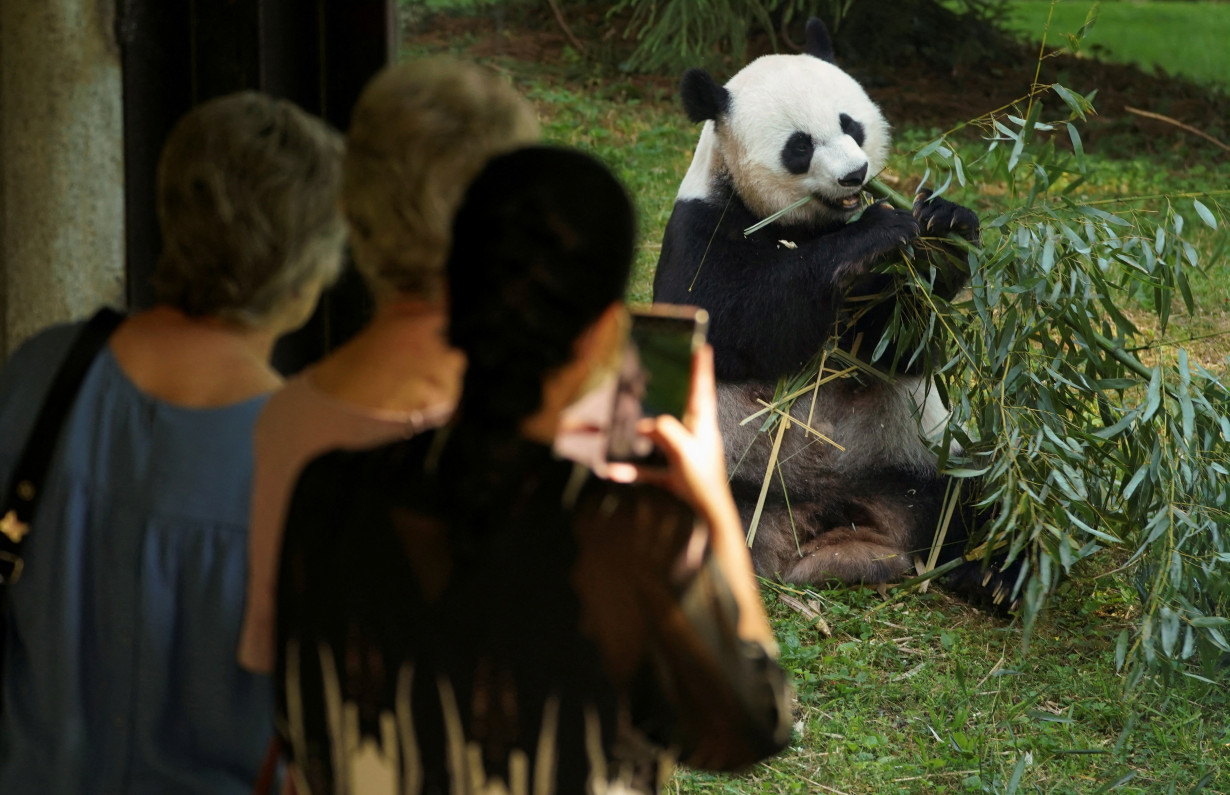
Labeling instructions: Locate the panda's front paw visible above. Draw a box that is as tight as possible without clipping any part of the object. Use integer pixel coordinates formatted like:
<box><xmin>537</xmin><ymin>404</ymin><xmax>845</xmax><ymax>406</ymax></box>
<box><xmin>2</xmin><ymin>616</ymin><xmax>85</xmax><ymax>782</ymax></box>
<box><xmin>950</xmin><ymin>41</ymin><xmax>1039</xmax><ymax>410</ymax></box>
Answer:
<box><xmin>860</xmin><ymin>200</ymin><xmax>919</xmax><ymax>248</ymax></box>
<box><xmin>913</xmin><ymin>189</ymin><xmax>980</xmax><ymax>244</ymax></box>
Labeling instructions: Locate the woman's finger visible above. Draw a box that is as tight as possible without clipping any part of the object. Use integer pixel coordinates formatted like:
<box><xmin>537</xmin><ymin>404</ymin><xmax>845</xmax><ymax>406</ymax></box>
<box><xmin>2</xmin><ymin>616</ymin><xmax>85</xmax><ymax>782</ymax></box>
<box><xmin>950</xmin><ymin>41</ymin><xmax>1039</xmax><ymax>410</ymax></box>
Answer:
<box><xmin>643</xmin><ymin>415</ymin><xmax>689</xmax><ymax>462</ymax></box>
<box><xmin>684</xmin><ymin>345</ymin><xmax>717</xmax><ymax>431</ymax></box>
<box><xmin>606</xmin><ymin>461</ymin><xmax>671</xmax><ymax>487</ymax></box>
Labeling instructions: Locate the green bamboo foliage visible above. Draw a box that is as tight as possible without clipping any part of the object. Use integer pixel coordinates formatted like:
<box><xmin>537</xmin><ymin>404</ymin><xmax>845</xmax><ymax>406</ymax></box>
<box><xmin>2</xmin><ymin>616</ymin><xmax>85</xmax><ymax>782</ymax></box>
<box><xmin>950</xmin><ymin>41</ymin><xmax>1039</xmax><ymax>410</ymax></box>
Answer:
<box><xmin>608</xmin><ymin>0</ymin><xmax>1011</xmax><ymax>74</ymax></box>
<box><xmin>608</xmin><ymin>0</ymin><xmax>877</xmax><ymax>72</ymax></box>
<box><xmin>610</xmin><ymin>0</ymin><xmax>776</xmax><ymax>72</ymax></box>
<box><xmin>884</xmin><ymin>85</ymin><xmax>1229</xmax><ymax>685</ymax></box>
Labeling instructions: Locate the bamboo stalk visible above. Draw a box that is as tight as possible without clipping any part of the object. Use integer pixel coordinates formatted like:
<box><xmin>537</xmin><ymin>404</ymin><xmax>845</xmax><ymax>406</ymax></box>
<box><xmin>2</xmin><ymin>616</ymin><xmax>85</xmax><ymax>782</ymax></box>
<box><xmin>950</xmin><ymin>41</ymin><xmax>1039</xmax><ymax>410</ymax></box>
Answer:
<box><xmin>746</xmin><ymin>417</ymin><xmax>790</xmax><ymax>547</ymax></box>
<box><xmin>754</xmin><ymin>400</ymin><xmax>845</xmax><ymax>451</ymax></box>
<box><xmin>866</xmin><ymin>176</ymin><xmax>913</xmax><ymax>210</ymax></box>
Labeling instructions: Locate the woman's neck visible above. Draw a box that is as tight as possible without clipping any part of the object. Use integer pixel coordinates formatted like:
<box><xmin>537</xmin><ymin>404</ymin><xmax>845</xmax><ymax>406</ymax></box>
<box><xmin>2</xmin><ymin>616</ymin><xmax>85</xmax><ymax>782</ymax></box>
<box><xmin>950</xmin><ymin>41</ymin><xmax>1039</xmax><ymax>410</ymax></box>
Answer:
<box><xmin>518</xmin><ymin>354</ymin><xmax>596</xmax><ymax>446</ymax></box>
<box><xmin>309</xmin><ymin>294</ymin><xmax>464</xmax><ymax>413</ymax></box>
<box><xmin>148</xmin><ymin>305</ymin><xmax>281</xmax><ymax>358</ymax></box>
<box><xmin>108</xmin><ymin>305</ymin><xmax>282</xmax><ymax>407</ymax></box>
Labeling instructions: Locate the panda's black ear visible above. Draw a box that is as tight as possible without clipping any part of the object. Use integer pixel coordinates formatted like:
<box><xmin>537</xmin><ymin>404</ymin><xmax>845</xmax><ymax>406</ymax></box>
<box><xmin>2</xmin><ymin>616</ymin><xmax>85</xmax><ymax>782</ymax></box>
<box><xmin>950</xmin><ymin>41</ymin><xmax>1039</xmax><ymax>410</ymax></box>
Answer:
<box><xmin>680</xmin><ymin>68</ymin><xmax>730</xmax><ymax>123</ymax></box>
<box><xmin>804</xmin><ymin>17</ymin><xmax>836</xmax><ymax>63</ymax></box>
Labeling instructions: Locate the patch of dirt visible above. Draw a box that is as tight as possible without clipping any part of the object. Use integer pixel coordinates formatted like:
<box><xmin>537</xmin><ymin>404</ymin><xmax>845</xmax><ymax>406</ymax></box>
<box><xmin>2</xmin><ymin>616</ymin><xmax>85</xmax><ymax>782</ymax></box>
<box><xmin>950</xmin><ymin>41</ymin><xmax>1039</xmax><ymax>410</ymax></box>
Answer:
<box><xmin>859</xmin><ymin>47</ymin><xmax>1230</xmax><ymax>161</ymax></box>
<box><xmin>404</xmin><ymin>5</ymin><xmax>1230</xmax><ymax>163</ymax></box>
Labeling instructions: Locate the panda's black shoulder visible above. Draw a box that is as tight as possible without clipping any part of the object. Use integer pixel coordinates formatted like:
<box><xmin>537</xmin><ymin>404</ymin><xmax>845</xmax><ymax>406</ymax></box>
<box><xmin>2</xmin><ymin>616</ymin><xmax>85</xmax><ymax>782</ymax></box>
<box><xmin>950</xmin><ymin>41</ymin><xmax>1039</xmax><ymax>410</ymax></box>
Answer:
<box><xmin>667</xmin><ymin>195</ymin><xmax>733</xmax><ymax>231</ymax></box>
<box><xmin>655</xmin><ymin>198</ymin><xmax>728</xmax><ymax>302</ymax></box>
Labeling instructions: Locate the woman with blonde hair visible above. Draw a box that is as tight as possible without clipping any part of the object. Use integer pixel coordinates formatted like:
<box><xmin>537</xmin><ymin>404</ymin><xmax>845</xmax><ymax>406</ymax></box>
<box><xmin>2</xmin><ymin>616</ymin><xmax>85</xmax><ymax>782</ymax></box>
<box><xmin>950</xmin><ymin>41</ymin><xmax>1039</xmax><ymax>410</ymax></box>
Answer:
<box><xmin>238</xmin><ymin>57</ymin><xmax>540</xmax><ymax>675</ymax></box>
<box><xmin>0</xmin><ymin>91</ymin><xmax>346</xmax><ymax>794</ymax></box>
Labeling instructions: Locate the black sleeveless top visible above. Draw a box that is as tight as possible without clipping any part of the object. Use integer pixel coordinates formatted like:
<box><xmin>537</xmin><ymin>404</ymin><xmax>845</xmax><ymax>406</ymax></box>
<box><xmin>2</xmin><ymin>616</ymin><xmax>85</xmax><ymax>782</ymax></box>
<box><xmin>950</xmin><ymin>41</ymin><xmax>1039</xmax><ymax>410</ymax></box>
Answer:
<box><xmin>275</xmin><ymin>425</ymin><xmax>791</xmax><ymax>795</ymax></box>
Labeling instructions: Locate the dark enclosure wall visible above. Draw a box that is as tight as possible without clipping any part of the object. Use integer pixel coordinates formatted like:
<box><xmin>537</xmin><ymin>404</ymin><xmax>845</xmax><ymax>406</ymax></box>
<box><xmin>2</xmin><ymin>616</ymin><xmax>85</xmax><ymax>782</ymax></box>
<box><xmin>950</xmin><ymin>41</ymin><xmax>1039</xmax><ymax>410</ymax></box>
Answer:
<box><xmin>118</xmin><ymin>0</ymin><xmax>393</xmax><ymax>372</ymax></box>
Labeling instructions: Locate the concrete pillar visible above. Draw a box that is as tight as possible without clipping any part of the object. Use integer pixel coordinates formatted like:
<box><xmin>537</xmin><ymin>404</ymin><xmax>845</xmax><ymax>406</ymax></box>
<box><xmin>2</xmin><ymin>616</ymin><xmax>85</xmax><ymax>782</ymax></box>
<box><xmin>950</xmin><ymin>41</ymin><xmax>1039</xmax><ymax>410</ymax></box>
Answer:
<box><xmin>0</xmin><ymin>0</ymin><xmax>125</xmax><ymax>357</ymax></box>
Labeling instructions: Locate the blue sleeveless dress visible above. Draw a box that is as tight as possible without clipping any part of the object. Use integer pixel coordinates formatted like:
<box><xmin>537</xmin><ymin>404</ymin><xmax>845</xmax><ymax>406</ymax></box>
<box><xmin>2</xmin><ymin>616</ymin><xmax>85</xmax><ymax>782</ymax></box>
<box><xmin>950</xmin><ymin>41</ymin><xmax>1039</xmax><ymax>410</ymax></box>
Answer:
<box><xmin>0</xmin><ymin>322</ymin><xmax>273</xmax><ymax>794</ymax></box>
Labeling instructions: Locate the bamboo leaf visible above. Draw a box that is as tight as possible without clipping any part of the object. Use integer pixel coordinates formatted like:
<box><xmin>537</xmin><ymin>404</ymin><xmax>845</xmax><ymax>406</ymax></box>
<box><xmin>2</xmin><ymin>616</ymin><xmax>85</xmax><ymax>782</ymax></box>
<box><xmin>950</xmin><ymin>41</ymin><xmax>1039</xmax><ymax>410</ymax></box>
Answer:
<box><xmin>1141</xmin><ymin>367</ymin><xmax>1164</xmax><ymax>422</ymax></box>
<box><xmin>1040</xmin><ymin>232</ymin><xmax>1056</xmax><ymax>274</ymax></box>
<box><xmin>914</xmin><ymin>137</ymin><xmax>947</xmax><ymax>159</ymax></box>
<box><xmin>1093</xmin><ymin>410</ymin><xmax>1137</xmax><ymax>440</ymax></box>
<box><xmin>1006</xmin><ymin>752</ymin><xmax>1031</xmax><ymax>794</ymax></box>
<box><xmin>1192</xmin><ymin>199</ymin><xmax>1218</xmax><ymax>230</ymax></box>
<box><xmin>1114</xmin><ymin>629</ymin><xmax>1129</xmax><ymax>671</ymax></box>
<box><xmin>1161</xmin><ymin>608</ymin><xmax>1180</xmax><ymax>656</ymax></box>
<box><xmin>1053</xmin><ymin>84</ymin><xmax>1090</xmax><ymax>120</ymax></box>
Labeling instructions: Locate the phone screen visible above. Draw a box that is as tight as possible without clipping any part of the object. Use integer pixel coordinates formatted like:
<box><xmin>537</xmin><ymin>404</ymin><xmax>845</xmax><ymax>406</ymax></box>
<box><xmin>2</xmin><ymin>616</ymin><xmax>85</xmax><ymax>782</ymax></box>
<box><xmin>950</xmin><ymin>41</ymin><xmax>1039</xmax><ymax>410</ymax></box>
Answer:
<box><xmin>606</xmin><ymin>305</ymin><xmax>708</xmax><ymax>463</ymax></box>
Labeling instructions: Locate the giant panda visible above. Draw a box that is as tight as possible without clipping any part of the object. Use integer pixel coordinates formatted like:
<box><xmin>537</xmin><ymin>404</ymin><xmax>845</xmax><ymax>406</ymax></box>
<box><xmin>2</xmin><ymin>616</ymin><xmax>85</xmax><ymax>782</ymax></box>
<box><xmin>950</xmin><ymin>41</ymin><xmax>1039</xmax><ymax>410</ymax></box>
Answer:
<box><xmin>653</xmin><ymin>18</ymin><xmax>1011</xmax><ymax>603</ymax></box>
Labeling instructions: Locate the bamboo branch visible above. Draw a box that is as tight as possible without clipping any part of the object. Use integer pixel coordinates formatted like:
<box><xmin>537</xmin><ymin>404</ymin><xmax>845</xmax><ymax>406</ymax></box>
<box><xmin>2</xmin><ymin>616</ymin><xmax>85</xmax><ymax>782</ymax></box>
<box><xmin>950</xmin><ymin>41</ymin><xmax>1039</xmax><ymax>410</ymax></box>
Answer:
<box><xmin>867</xmin><ymin>176</ymin><xmax>913</xmax><ymax>211</ymax></box>
<box><xmin>546</xmin><ymin>0</ymin><xmax>586</xmax><ymax>55</ymax></box>
<box><xmin>864</xmin><ymin>180</ymin><xmax>1225</xmax><ymax>410</ymax></box>
<box><xmin>1124</xmin><ymin>105</ymin><xmax>1230</xmax><ymax>154</ymax></box>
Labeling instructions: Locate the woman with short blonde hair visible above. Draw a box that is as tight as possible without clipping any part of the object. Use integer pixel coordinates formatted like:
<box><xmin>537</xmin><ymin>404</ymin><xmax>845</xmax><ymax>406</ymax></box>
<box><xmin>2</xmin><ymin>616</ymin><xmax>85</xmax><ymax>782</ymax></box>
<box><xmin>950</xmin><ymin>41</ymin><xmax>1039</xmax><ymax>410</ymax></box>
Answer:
<box><xmin>342</xmin><ymin>57</ymin><xmax>539</xmax><ymax>300</ymax></box>
<box><xmin>239</xmin><ymin>58</ymin><xmax>540</xmax><ymax>674</ymax></box>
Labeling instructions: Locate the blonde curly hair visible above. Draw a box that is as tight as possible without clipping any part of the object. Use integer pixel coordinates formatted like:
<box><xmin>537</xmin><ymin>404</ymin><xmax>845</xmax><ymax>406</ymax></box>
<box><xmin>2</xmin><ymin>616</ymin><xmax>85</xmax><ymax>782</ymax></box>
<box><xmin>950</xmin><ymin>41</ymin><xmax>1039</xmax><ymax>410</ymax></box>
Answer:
<box><xmin>341</xmin><ymin>57</ymin><xmax>540</xmax><ymax>302</ymax></box>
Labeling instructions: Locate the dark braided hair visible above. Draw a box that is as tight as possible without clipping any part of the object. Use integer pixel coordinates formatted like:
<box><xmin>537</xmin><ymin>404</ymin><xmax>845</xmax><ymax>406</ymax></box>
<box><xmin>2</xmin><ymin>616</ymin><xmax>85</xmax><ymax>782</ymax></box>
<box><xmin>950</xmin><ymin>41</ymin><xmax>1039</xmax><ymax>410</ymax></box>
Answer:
<box><xmin>447</xmin><ymin>146</ymin><xmax>635</xmax><ymax>432</ymax></box>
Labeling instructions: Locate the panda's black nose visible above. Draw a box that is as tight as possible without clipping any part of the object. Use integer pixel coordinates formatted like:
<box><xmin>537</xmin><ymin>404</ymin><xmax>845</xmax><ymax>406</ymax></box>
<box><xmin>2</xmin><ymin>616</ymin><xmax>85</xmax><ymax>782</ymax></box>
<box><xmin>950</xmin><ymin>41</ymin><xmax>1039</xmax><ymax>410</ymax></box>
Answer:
<box><xmin>838</xmin><ymin>165</ymin><xmax>868</xmax><ymax>187</ymax></box>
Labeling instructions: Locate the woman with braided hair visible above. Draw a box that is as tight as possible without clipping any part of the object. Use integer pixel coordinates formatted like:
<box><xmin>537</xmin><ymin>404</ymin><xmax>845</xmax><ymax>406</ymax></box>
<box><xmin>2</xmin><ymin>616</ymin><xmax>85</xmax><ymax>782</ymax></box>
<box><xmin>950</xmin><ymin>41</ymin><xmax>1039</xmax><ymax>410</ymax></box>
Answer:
<box><xmin>273</xmin><ymin>146</ymin><xmax>791</xmax><ymax>795</ymax></box>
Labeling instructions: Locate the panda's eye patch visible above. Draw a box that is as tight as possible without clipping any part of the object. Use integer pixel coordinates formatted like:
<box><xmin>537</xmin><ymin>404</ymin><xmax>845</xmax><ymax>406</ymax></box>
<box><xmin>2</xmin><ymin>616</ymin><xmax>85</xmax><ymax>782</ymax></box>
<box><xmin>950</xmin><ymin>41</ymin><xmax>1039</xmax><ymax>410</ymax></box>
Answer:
<box><xmin>840</xmin><ymin>114</ymin><xmax>865</xmax><ymax>147</ymax></box>
<box><xmin>781</xmin><ymin>131</ymin><xmax>815</xmax><ymax>175</ymax></box>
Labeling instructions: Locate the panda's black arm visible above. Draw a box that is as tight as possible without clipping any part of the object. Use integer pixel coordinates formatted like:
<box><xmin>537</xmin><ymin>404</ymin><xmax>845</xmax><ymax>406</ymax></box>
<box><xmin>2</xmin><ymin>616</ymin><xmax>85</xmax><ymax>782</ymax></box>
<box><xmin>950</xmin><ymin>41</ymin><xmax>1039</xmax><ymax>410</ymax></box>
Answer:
<box><xmin>833</xmin><ymin>193</ymin><xmax>982</xmax><ymax>376</ymax></box>
<box><xmin>654</xmin><ymin>200</ymin><xmax>836</xmax><ymax>380</ymax></box>
<box><xmin>742</xmin><ymin>204</ymin><xmax>959</xmax><ymax>379</ymax></box>
<box><xmin>654</xmin><ymin>199</ymin><xmax>922</xmax><ymax>381</ymax></box>
<box><xmin>914</xmin><ymin>195</ymin><xmax>978</xmax><ymax>302</ymax></box>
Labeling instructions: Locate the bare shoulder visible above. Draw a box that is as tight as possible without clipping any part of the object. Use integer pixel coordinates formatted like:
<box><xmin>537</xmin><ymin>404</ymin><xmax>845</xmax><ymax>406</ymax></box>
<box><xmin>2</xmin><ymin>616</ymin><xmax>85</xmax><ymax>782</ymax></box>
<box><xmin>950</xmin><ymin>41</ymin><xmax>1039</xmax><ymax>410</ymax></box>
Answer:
<box><xmin>109</xmin><ymin>308</ymin><xmax>281</xmax><ymax>407</ymax></box>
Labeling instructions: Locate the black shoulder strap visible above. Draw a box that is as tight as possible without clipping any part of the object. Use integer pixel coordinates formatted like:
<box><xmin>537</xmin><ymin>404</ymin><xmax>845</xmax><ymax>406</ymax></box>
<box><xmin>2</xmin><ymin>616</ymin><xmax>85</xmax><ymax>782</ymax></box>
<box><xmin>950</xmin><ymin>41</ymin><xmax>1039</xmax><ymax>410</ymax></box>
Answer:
<box><xmin>1</xmin><ymin>307</ymin><xmax>125</xmax><ymax>583</ymax></box>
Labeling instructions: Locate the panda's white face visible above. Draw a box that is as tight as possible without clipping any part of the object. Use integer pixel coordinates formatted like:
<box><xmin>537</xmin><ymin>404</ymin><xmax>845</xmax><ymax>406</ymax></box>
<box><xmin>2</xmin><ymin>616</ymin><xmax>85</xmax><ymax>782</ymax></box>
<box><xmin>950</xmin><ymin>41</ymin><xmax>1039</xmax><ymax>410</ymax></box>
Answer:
<box><xmin>679</xmin><ymin>54</ymin><xmax>890</xmax><ymax>228</ymax></box>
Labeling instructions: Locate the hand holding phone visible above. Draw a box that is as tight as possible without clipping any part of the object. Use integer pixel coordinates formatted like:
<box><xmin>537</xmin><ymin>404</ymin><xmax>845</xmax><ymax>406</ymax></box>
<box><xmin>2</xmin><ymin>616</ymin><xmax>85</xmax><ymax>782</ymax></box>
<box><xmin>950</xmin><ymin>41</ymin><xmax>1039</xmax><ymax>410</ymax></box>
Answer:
<box><xmin>606</xmin><ymin>305</ymin><xmax>709</xmax><ymax>465</ymax></box>
<box><xmin>607</xmin><ymin>339</ymin><xmax>777</xmax><ymax>648</ymax></box>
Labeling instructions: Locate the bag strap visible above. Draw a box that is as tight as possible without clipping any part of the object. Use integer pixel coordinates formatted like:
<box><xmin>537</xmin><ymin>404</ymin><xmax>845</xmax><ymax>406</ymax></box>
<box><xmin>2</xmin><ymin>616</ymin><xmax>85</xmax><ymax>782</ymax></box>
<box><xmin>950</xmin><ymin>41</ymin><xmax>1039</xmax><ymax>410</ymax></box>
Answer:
<box><xmin>1</xmin><ymin>307</ymin><xmax>125</xmax><ymax>584</ymax></box>
<box><xmin>252</xmin><ymin>734</ymin><xmax>283</xmax><ymax>795</ymax></box>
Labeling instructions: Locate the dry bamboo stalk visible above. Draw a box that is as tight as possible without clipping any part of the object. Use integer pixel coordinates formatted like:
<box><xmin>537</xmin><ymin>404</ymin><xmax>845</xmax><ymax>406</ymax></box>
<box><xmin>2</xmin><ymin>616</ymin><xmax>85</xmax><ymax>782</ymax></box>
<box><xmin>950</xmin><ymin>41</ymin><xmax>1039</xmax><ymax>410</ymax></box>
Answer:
<box><xmin>738</xmin><ymin>364</ymin><xmax>859</xmax><ymax>426</ymax></box>
<box><xmin>745</xmin><ymin>417</ymin><xmax>790</xmax><ymax>547</ymax></box>
<box><xmin>754</xmin><ymin>400</ymin><xmax>845</xmax><ymax>451</ymax></box>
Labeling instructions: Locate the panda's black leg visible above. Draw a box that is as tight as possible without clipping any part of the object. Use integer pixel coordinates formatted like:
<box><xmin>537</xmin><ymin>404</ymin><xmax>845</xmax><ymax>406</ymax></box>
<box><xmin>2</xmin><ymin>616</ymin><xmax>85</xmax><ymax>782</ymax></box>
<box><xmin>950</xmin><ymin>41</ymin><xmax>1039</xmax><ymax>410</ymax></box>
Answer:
<box><xmin>748</xmin><ymin>504</ymin><xmax>918</xmax><ymax>586</ymax></box>
<box><xmin>779</xmin><ymin>523</ymin><xmax>915</xmax><ymax>584</ymax></box>
<box><xmin>943</xmin><ymin>556</ymin><xmax>1026</xmax><ymax>614</ymax></box>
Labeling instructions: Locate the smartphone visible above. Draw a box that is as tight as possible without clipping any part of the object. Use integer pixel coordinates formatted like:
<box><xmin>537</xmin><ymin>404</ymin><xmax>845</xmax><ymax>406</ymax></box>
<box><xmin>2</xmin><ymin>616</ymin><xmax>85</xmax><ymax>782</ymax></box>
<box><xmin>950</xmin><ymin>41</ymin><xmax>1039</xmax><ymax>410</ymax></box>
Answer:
<box><xmin>606</xmin><ymin>304</ymin><xmax>709</xmax><ymax>464</ymax></box>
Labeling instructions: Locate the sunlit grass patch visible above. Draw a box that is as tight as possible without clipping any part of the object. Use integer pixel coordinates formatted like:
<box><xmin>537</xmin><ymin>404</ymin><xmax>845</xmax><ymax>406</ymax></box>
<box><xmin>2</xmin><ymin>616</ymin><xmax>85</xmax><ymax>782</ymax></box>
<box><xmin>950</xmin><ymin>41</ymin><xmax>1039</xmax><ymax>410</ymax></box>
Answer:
<box><xmin>672</xmin><ymin>580</ymin><xmax>1226</xmax><ymax>794</ymax></box>
<box><xmin>1004</xmin><ymin>1</ymin><xmax>1230</xmax><ymax>90</ymax></box>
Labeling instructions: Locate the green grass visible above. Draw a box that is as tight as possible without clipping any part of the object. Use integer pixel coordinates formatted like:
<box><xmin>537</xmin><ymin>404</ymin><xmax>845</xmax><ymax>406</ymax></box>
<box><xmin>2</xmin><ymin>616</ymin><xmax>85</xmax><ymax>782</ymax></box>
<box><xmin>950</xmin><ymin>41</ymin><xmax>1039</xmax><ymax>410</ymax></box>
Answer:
<box><xmin>400</xmin><ymin>19</ymin><xmax>1230</xmax><ymax>793</ymax></box>
<box><xmin>673</xmin><ymin>580</ymin><xmax>1228</xmax><ymax>794</ymax></box>
<box><xmin>1004</xmin><ymin>1</ymin><xmax>1230</xmax><ymax>89</ymax></box>
<box><xmin>528</xmin><ymin>83</ymin><xmax>695</xmax><ymax>304</ymax></box>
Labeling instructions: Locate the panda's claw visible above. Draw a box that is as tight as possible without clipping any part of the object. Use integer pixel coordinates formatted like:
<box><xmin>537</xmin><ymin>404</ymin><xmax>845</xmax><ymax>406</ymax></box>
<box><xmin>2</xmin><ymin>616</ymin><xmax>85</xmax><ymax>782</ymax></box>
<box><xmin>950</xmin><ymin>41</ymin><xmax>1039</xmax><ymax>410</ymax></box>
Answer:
<box><xmin>913</xmin><ymin>193</ymin><xmax>980</xmax><ymax>243</ymax></box>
